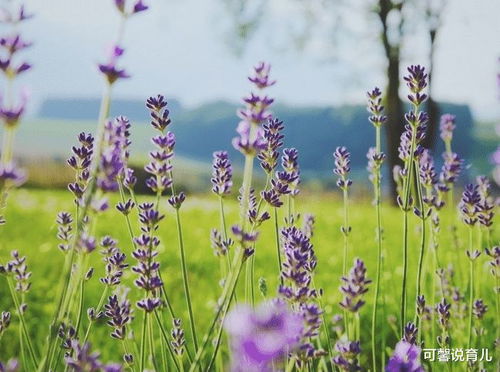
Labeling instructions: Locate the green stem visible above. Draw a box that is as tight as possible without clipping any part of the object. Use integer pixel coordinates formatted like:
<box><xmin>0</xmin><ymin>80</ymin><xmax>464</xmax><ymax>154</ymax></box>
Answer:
<box><xmin>140</xmin><ymin>312</ymin><xmax>148</xmax><ymax>371</ymax></box>
<box><xmin>371</xmin><ymin>169</ymin><xmax>383</xmax><ymax>372</ymax></box>
<box><xmin>82</xmin><ymin>286</ymin><xmax>109</xmax><ymax>344</ymax></box>
<box><xmin>274</xmin><ymin>207</ymin><xmax>283</xmax><ymax>285</ymax></box>
<box><xmin>152</xmin><ymin>309</ymin><xmax>182</xmax><ymax>370</ymax></box>
<box><xmin>174</xmin><ymin>207</ymin><xmax>199</xmax><ymax>353</ymax></box>
<box><xmin>467</xmin><ymin>228</ymin><xmax>474</xmax><ymax>348</ymax></box>
<box><xmin>6</xmin><ymin>277</ymin><xmax>38</xmax><ymax>369</ymax></box>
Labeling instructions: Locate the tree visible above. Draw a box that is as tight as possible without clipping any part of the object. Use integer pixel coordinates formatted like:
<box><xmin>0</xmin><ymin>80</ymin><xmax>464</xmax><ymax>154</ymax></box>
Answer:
<box><xmin>220</xmin><ymin>0</ymin><xmax>445</xmax><ymax>200</ymax></box>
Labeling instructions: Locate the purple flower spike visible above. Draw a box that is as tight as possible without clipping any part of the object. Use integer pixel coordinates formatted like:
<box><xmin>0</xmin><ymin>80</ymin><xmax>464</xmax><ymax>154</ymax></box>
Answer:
<box><xmin>459</xmin><ymin>184</ymin><xmax>481</xmax><ymax>226</ymax></box>
<box><xmin>0</xmin><ymin>359</ymin><xmax>18</xmax><ymax>372</ymax></box>
<box><xmin>367</xmin><ymin>147</ymin><xmax>386</xmax><ymax>184</ymax></box>
<box><xmin>472</xmin><ymin>299</ymin><xmax>488</xmax><ymax>320</ymax></box>
<box><xmin>98</xmin><ymin>45</ymin><xmax>130</xmax><ymax>85</ymax></box>
<box><xmin>438</xmin><ymin>152</ymin><xmax>463</xmax><ymax>192</ymax></box>
<box><xmin>132</xmin><ymin>0</ymin><xmax>148</xmax><ymax>13</ymax></box>
<box><xmin>171</xmin><ymin>318</ymin><xmax>186</xmax><ymax>356</ymax></box>
<box><xmin>404</xmin><ymin>65</ymin><xmax>428</xmax><ymax>106</ymax></box>
<box><xmin>439</xmin><ymin>114</ymin><xmax>456</xmax><ymax>143</ymax></box>
<box><xmin>225</xmin><ymin>300</ymin><xmax>302</xmax><ymax>371</ymax></box>
<box><xmin>211</xmin><ymin>151</ymin><xmax>233</xmax><ymax>196</ymax></box>
<box><xmin>64</xmin><ymin>341</ymin><xmax>103</xmax><ymax>372</ymax></box>
<box><xmin>104</xmin><ymin>293</ymin><xmax>132</xmax><ymax>339</ymax></box>
<box><xmin>279</xmin><ymin>226</ymin><xmax>318</xmax><ymax>303</ymax></box>
<box><xmin>332</xmin><ymin>340</ymin><xmax>361</xmax><ymax>371</ymax></box>
<box><xmin>258</xmin><ymin>118</ymin><xmax>284</xmax><ymax>173</ymax></box>
<box><xmin>334</xmin><ymin>146</ymin><xmax>352</xmax><ymax>190</ymax></box>
<box><xmin>386</xmin><ymin>341</ymin><xmax>424</xmax><ymax>372</ymax></box>
<box><xmin>0</xmin><ymin>162</ymin><xmax>26</xmax><ymax>189</ymax></box>
<box><xmin>248</xmin><ymin>61</ymin><xmax>276</xmax><ymax>89</ymax></box>
<box><xmin>96</xmin><ymin>117</ymin><xmax>131</xmax><ymax>193</ymax></box>
<box><xmin>0</xmin><ymin>94</ymin><xmax>27</xmax><ymax>127</ymax></box>
<box><xmin>233</xmin><ymin>62</ymin><xmax>275</xmax><ymax>156</ymax></box>
<box><xmin>367</xmin><ymin>87</ymin><xmax>387</xmax><ymax>127</ymax></box>
<box><xmin>114</xmin><ymin>0</ymin><xmax>148</xmax><ymax>16</ymax></box>
<box><xmin>339</xmin><ymin>258</ymin><xmax>371</xmax><ymax>313</ymax></box>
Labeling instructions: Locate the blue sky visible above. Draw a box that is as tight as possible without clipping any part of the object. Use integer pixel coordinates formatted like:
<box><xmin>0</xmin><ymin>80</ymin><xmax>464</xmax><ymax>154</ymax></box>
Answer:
<box><xmin>11</xmin><ymin>0</ymin><xmax>500</xmax><ymax>120</ymax></box>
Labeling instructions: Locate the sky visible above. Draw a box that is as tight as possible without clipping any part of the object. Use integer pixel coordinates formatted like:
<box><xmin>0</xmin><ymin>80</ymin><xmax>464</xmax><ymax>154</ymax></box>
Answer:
<box><xmin>6</xmin><ymin>0</ymin><xmax>500</xmax><ymax>120</ymax></box>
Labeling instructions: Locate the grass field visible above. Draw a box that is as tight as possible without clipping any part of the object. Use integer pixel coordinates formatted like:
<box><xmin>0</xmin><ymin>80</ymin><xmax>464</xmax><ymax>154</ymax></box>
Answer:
<box><xmin>0</xmin><ymin>188</ymin><xmax>497</xmax><ymax>369</ymax></box>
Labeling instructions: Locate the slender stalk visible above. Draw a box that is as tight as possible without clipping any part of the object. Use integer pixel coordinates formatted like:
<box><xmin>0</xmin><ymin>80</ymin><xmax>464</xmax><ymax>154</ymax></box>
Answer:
<box><xmin>414</xmin><ymin>163</ymin><xmax>426</xmax><ymax>320</ymax></box>
<box><xmin>342</xmin><ymin>187</ymin><xmax>349</xmax><ymax>277</ymax></box>
<box><xmin>274</xmin><ymin>207</ymin><xmax>283</xmax><ymax>285</ymax></box>
<box><xmin>400</xmin><ymin>100</ymin><xmax>419</xmax><ymax>335</ymax></box>
<box><xmin>174</xmin><ymin>207</ymin><xmax>199</xmax><ymax>352</ymax></box>
<box><xmin>82</xmin><ymin>286</ymin><xmax>109</xmax><ymax>344</ymax></box>
<box><xmin>371</xmin><ymin>126</ymin><xmax>383</xmax><ymax>372</ymax></box>
<box><xmin>6</xmin><ymin>277</ymin><xmax>38</xmax><ymax>368</ymax></box>
<box><xmin>139</xmin><ymin>312</ymin><xmax>148</xmax><ymax>372</ymax></box>
<box><xmin>467</xmin><ymin>227</ymin><xmax>474</xmax><ymax>348</ymax></box>
<box><xmin>152</xmin><ymin>309</ymin><xmax>182</xmax><ymax>370</ymax></box>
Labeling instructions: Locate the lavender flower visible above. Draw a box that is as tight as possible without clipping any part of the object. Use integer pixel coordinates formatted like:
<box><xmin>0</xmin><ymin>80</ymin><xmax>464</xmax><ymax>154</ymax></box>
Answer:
<box><xmin>302</xmin><ymin>213</ymin><xmax>315</xmax><ymax>239</ymax></box>
<box><xmin>210</xmin><ymin>228</ymin><xmax>232</xmax><ymax>257</ymax></box>
<box><xmin>332</xmin><ymin>340</ymin><xmax>361</xmax><ymax>371</ymax></box>
<box><xmin>436</xmin><ymin>298</ymin><xmax>451</xmax><ymax>346</ymax></box>
<box><xmin>171</xmin><ymin>318</ymin><xmax>186</xmax><ymax>357</ymax></box>
<box><xmin>225</xmin><ymin>300</ymin><xmax>302</xmax><ymax>371</ymax></box>
<box><xmin>0</xmin><ymin>163</ymin><xmax>26</xmax><ymax>189</ymax></box>
<box><xmin>114</xmin><ymin>0</ymin><xmax>149</xmax><ymax>16</ymax></box>
<box><xmin>211</xmin><ymin>151</ymin><xmax>233</xmax><ymax>196</ymax></box>
<box><xmin>333</xmin><ymin>146</ymin><xmax>352</xmax><ymax>189</ymax></box>
<box><xmin>233</xmin><ymin>62</ymin><xmax>275</xmax><ymax>155</ymax></box>
<box><xmin>404</xmin><ymin>65</ymin><xmax>428</xmax><ymax>106</ymax></box>
<box><xmin>146</xmin><ymin>94</ymin><xmax>171</xmax><ymax>131</ymax></box>
<box><xmin>104</xmin><ymin>294</ymin><xmax>132</xmax><ymax>340</ymax></box>
<box><xmin>65</xmin><ymin>340</ymin><xmax>123</xmax><ymax>372</ymax></box>
<box><xmin>386</xmin><ymin>341</ymin><xmax>424</xmax><ymax>372</ymax></box>
<box><xmin>475</xmin><ymin>176</ymin><xmax>494</xmax><ymax>228</ymax></box>
<box><xmin>258</xmin><ymin>118</ymin><xmax>284</xmax><ymax>173</ymax></box>
<box><xmin>67</xmin><ymin>132</ymin><xmax>94</xmax><ymax>204</ymax></box>
<box><xmin>2</xmin><ymin>250</ymin><xmax>31</xmax><ymax>293</ymax></box>
<box><xmin>279</xmin><ymin>226</ymin><xmax>318</xmax><ymax>303</ymax></box>
<box><xmin>56</xmin><ymin>212</ymin><xmax>73</xmax><ymax>252</ymax></box>
<box><xmin>132</xmin><ymin>203</ymin><xmax>163</xmax><ymax>312</ymax></box>
<box><xmin>367</xmin><ymin>87</ymin><xmax>387</xmax><ymax>126</ymax></box>
<box><xmin>0</xmin><ymin>359</ymin><xmax>18</xmax><ymax>372</ymax></box>
<box><xmin>367</xmin><ymin>147</ymin><xmax>386</xmax><ymax>185</ymax></box>
<box><xmin>0</xmin><ymin>311</ymin><xmax>11</xmax><ymax>336</ymax></box>
<box><xmin>485</xmin><ymin>246</ymin><xmax>500</xmax><ymax>282</ymax></box>
<box><xmin>99</xmin><ymin>237</ymin><xmax>128</xmax><ymax>287</ymax></box>
<box><xmin>145</xmin><ymin>97</ymin><xmax>176</xmax><ymax>195</ymax></box>
<box><xmin>438</xmin><ymin>152</ymin><xmax>463</xmax><ymax>191</ymax></box>
<box><xmin>472</xmin><ymin>299</ymin><xmax>488</xmax><ymax>320</ymax></box>
<box><xmin>116</xmin><ymin>198</ymin><xmax>135</xmax><ymax>216</ymax></box>
<box><xmin>339</xmin><ymin>259</ymin><xmax>371</xmax><ymax>312</ymax></box>
<box><xmin>439</xmin><ymin>114</ymin><xmax>456</xmax><ymax>143</ymax></box>
<box><xmin>281</xmin><ymin>148</ymin><xmax>300</xmax><ymax>196</ymax></box>
<box><xmin>459</xmin><ymin>184</ymin><xmax>481</xmax><ymax>226</ymax></box>
<box><xmin>98</xmin><ymin>45</ymin><xmax>129</xmax><ymax>85</ymax></box>
<box><xmin>231</xmin><ymin>224</ymin><xmax>259</xmax><ymax>258</ymax></box>
<box><xmin>402</xmin><ymin>322</ymin><xmax>418</xmax><ymax>345</ymax></box>
<box><xmin>97</xmin><ymin>117</ymin><xmax>131</xmax><ymax>193</ymax></box>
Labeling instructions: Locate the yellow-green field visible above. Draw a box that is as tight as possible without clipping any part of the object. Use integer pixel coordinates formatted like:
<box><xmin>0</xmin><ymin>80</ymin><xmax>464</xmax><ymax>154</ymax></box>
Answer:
<box><xmin>0</xmin><ymin>188</ymin><xmax>497</xmax><ymax>369</ymax></box>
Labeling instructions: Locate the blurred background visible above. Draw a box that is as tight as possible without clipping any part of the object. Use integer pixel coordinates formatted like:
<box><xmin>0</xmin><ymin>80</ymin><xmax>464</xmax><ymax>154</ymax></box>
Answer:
<box><xmin>4</xmin><ymin>0</ymin><xmax>500</xmax><ymax>195</ymax></box>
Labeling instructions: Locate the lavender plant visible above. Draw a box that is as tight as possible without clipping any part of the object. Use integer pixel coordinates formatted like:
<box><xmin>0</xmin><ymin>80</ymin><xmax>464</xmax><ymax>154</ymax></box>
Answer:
<box><xmin>0</xmin><ymin>5</ymin><xmax>498</xmax><ymax>369</ymax></box>
<box><xmin>0</xmin><ymin>3</ymin><xmax>32</xmax><ymax>224</ymax></box>
<box><xmin>366</xmin><ymin>87</ymin><xmax>386</xmax><ymax>372</ymax></box>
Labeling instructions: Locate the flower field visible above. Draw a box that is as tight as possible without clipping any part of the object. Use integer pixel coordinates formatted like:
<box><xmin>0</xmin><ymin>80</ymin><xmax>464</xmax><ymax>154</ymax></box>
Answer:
<box><xmin>0</xmin><ymin>1</ymin><xmax>499</xmax><ymax>372</ymax></box>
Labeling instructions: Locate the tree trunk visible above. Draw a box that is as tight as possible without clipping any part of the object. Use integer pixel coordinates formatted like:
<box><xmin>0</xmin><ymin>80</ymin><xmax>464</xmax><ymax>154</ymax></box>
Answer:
<box><xmin>384</xmin><ymin>55</ymin><xmax>404</xmax><ymax>202</ymax></box>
